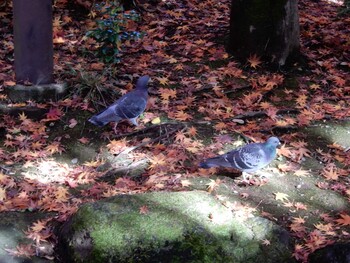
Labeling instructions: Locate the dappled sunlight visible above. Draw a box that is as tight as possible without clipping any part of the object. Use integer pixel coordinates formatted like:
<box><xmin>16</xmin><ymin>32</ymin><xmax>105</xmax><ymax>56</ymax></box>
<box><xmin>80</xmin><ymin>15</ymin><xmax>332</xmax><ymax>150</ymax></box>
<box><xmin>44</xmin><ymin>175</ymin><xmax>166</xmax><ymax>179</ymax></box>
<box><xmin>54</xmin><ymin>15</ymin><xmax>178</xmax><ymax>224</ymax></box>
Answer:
<box><xmin>0</xmin><ymin>0</ymin><xmax>349</xmax><ymax>260</ymax></box>
<box><xmin>306</xmin><ymin>121</ymin><xmax>350</xmax><ymax>150</ymax></box>
<box><xmin>22</xmin><ymin>159</ymin><xmax>72</xmax><ymax>184</ymax></box>
<box><xmin>322</xmin><ymin>0</ymin><xmax>344</xmax><ymax>5</ymax></box>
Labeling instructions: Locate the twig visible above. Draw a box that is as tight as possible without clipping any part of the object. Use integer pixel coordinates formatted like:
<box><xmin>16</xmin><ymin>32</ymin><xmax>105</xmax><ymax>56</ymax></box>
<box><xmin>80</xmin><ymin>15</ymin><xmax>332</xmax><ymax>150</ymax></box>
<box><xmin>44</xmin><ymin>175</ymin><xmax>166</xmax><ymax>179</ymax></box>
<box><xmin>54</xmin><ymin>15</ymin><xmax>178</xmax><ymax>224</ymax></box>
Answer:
<box><xmin>232</xmin><ymin>109</ymin><xmax>300</xmax><ymax>120</ymax></box>
<box><xmin>223</xmin><ymin>85</ymin><xmax>252</xmax><ymax>95</ymax></box>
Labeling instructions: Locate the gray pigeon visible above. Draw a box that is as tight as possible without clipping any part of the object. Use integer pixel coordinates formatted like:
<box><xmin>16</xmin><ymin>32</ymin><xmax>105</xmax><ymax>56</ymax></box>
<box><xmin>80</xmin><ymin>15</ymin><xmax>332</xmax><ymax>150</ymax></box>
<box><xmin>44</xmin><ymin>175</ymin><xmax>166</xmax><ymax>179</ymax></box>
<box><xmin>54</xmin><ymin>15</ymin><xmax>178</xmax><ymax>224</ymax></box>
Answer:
<box><xmin>199</xmin><ymin>137</ymin><xmax>280</xmax><ymax>180</ymax></box>
<box><xmin>88</xmin><ymin>75</ymin><xmax>150</xmax><ymax>132</ymax></box>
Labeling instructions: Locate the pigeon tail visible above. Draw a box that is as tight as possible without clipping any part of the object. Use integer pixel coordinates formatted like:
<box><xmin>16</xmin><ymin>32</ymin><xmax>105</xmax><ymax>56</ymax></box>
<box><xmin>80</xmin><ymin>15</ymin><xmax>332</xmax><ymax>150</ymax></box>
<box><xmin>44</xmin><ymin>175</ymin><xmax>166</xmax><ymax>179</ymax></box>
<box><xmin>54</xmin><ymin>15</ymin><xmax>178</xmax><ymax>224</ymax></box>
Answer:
<box><xmin>199</xmin><ymin>162</ymin><xmax>213</xmax><ymax>169</ymax></box>
<box><xmin>199</xmin><ymin>156</ymin><xmax>232</xmax><ymax>169</ymax></box>
<box><xmin>136</xmin><ymin>75</ymin><xmax>150</xmax><ymax>90</ymax></box>
<box><xmin>88</xmin><ymin>108</ymin><xmax>122</xmax><ymax>127</ymax></box>
<box><xmin>88</xmin><ymin>116</ymin><xmax>105</xmax><ymax>127</ymax></box>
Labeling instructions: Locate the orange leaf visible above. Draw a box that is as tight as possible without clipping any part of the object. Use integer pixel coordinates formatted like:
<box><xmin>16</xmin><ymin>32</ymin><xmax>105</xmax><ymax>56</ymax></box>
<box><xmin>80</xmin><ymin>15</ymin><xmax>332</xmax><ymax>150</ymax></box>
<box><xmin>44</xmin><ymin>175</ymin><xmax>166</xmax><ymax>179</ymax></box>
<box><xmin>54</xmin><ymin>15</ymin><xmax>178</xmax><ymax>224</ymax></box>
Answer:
<box><xmin>139</xmin><ymin>205</ymin><xmax>149</xmax><ymax>215</ymax></box>
<box><xmin>46</xmin><ymin>142</ymin><xmax>64</xmax><ymax>155</ymax></box>
<box><xmin>78</xmin><ymin>137</ymin><xmax>90</xmax><ymax>144</ymax></box>
<box><xmin>45</xmin><ymin>108</ymin><xmax>63</xmax><ymax>121</ymax></box>
<box><xmin>0</xmin><ymin>187</ymin><xmax>6</xmax><ymax>202</ymax></box>
<box><xmin>181</xmin><ymin>179</ymin><xmax>192</xmax><ymax>187</ymax></box>
<box><xmin>294</xmin><ymin>202</ymin><xmax>307</xmax><ymax>210</ymax></box>
<box><xmin>295</xmin><ymin>93</ymin><xmax>308</xmax><ymax>107</ymax></box>
<box><xmin>206</xmin><ymin>179</ymin><xmax>221</xmax><ymax>193</ymax></box>
<box><xmin>157</xmin><ymin>77</ymin><xmax>169</xmax><ymax>85</ymax></box>
<box><xmin>247</xmin><ymin>54</ymin><xmax>262</xmax><ymax>69</ymax></box>
<box><xmin>274</xmin><ymin>192</ymin><xmax>289</xmax><ymax>202</ymax></box>
<box><xmin>30</xmin><ymin>219</ymin><xmax>47</xmax><ymax>232</ymax></box>
<box><xmin>214</xmin><ymin>122</ymin><xmax>227</xmax><ymax>131</ymax></box>
<box><xmin>90</xmin><ymin>62</ymin><xmax>105</xmax><ymax>71</ymax></box>
<box><xmin>277</xmin><ymin>145</ymin><xmax>293</xmax><ymax>158</ymax></box>
<box><xmin>174</xmin><ymin>110</ymin><xmax>192</xmax><ymax>121</ymax></box>
<box><xmin>187</xmin><ymin>126</ymin><xmax>198</xmax><ymax>137</ymax></box>
<box><xmin>175</xmin><ymin>131</ymin><xmax>186</xmax><ymax>142</ymax></box>
<box><xmin>322</xmin><ymin>163</ymin><xmax>339</xmax><ymax>180</ymax></box>
<box><xmin>336</xmin><ymin>213</ymin><xmax>350</xmax><ymax>226</ymax></box>
<box><xmin>4</xmin><ymin>80</ymin><xmax>16</xmax><ymax>86</ymax></box>
<box><xmin>294</xmin><ymin>169</ymin><xmax>309</xmax><ymax>177</ymax></box>
<box><xmin>159</xmin><ymin>88</ymin><xmax>177</xmax><ymax>101</ymax></box>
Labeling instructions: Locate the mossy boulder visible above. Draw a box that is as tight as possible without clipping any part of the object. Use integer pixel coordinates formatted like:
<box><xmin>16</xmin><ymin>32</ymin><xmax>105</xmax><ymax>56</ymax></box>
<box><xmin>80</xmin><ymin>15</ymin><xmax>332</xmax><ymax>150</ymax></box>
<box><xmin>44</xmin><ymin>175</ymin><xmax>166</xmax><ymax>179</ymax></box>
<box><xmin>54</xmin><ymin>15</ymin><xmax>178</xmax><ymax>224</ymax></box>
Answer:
<box><xmin>57</xmin><ymin>191</ymin><xmax>295</xmax><ymax>263</ymax></box>
<box><xmin>0</xmin><ymin>212</ymin><xmax>52</xmax><ymax>263</ymax></box>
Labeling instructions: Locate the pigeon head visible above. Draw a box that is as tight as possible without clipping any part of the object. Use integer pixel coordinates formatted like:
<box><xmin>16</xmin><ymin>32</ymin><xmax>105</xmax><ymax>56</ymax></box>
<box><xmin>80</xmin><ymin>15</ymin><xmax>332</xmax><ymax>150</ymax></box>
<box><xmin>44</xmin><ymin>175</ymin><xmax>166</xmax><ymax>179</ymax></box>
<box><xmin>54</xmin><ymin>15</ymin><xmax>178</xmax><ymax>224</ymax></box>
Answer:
<box><xmin>265</xmin><ymin>137</ymin><xmax>280</xmax><ymax>147</ymax></box>
<box><xmin>136</xmin><ymin>75</ymin><xmax>150</xmax><ymax>90</ymax></box>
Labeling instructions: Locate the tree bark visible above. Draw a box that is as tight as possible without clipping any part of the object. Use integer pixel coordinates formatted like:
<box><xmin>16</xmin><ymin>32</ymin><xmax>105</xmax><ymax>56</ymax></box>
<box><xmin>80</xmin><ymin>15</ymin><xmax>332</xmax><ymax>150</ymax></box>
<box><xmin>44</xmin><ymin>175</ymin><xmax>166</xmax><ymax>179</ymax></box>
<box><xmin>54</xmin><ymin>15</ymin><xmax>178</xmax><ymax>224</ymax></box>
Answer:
<box><xmin>228</xmin><ymin>0</ymin><xmax>300</xmax><ymax>66</ymax></box>
<box><xmin>13</xmin><ymin>0</ymin><xmax>53</xmax><ymax>84</ymax></box>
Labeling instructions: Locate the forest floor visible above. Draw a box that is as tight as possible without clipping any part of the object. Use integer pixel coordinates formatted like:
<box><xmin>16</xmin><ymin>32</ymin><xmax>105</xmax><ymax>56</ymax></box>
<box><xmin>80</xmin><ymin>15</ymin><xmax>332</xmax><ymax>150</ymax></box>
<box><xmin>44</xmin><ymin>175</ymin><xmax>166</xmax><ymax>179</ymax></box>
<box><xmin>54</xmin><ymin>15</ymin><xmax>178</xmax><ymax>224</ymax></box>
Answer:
<box><xmin>0</xmin><ymin>0</ymin><xmax>349</xmax><ymax>262</ymax></box>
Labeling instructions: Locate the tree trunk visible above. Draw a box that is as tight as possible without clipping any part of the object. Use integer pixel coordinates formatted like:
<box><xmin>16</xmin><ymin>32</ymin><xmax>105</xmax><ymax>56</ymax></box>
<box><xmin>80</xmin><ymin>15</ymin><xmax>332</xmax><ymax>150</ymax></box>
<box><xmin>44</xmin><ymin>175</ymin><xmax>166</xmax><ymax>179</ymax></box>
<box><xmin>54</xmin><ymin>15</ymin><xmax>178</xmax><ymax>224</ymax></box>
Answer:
<box><xmin>13</xmin><ymin>0</ymin><xmax>53</xmax><ymax>84</ymax></box>
<box><xmin>228</xmin><ymin>0</ymin><xmax>300</xmax><ymax>66</ymax></box>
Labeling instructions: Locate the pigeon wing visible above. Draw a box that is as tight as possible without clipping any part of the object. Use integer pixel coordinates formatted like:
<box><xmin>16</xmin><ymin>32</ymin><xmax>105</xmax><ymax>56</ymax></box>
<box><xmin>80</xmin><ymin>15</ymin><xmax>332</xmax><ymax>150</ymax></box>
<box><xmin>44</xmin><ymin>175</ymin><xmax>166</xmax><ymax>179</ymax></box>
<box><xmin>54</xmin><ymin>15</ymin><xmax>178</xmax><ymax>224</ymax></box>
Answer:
<box><xmin>88</xmin><ymin>75</ymin><xmax>150</xmax><ymax>127</ymax></box>
<box><xmin>226</xmin><ymin>144</ymin><xmax>265</xmax><ymax>172</ymax></box>
<box><xmin>114</xmin><ymin>91</ymin><xmax>148</xmax><ymax>120</ymax></box>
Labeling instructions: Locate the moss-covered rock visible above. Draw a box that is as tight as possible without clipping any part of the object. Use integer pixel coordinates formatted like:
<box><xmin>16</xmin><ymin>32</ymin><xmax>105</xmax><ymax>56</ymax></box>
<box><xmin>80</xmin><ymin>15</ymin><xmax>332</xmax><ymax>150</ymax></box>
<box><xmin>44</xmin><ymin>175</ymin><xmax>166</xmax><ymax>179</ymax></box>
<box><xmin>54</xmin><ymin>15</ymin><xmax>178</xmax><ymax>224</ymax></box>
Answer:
<box><xmin>0</xmin><ymin>212</ymin><xmax>53</xmax><ymax>263</ymax></box>
<box><xmin>57</xmin><ymin>191</ymin><xmax>295</xmax><ymax>263</ymax></box>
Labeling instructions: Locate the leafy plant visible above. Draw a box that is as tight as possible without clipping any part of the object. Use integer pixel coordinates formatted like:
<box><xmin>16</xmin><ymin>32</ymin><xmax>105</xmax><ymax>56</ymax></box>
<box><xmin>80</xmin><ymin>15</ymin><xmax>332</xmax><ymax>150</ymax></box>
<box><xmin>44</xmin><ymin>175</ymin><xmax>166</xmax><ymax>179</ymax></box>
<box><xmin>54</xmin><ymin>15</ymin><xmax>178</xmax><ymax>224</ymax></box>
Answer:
<box><xmin>338</xmin><ymin>0</ymin><xmax>350</xmax><ymax>16</ymax></box>
<box><xmin>86</xmin><ymin>1</ymin><xmax>142</xmax><ymax>63</ymax></box>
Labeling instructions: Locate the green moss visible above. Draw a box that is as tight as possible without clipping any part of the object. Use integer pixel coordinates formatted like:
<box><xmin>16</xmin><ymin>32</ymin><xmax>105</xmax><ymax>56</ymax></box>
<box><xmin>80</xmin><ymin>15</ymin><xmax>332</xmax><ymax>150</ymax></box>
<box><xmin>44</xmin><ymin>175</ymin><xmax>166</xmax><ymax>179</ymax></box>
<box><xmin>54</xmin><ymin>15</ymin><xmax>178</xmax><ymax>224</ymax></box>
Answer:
<box><xmin>303</xmin><ymin>120</ymin><xmax>350</xmax><ymax>151</ymax></box>
<box><xmin>63</xmin><ymin>191</ymin><xmax>294</xmax><ymax>263</ymax></box>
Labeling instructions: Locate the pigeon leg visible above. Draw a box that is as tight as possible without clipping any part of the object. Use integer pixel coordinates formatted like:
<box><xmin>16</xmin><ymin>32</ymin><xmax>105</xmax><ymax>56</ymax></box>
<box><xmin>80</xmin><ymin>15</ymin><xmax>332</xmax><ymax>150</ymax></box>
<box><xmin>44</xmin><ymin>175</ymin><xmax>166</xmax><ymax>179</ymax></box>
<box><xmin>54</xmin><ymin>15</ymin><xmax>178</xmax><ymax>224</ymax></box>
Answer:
<box><xmin>241</xmin><ymin>172</ymin><xmax>251</xmax><ymax>184</ymax></box>
<box><xmin>113</xmin><ymin>122</ymin><xmax>119</xmax><ymax>133</ymax></box>
<box><xmin>129</xmin><ymin>117</ymin><xmax>139</xmax><ymax>126</ymax></box>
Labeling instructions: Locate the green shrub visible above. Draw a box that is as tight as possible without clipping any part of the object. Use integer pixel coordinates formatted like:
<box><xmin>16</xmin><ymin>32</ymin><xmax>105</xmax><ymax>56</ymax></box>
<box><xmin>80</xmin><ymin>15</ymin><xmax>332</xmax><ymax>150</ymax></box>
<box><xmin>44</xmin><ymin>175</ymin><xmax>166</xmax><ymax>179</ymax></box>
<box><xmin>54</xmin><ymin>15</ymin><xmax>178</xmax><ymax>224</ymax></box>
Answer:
<box><xmin>86</xmin><ymin>1</ymin><xmax>142</xmax><ymax>63</ymax></box>
<box><xmin>339</xmin><ymin>0</ymin><xmax>350</xmax><ymax>16</ymax></box>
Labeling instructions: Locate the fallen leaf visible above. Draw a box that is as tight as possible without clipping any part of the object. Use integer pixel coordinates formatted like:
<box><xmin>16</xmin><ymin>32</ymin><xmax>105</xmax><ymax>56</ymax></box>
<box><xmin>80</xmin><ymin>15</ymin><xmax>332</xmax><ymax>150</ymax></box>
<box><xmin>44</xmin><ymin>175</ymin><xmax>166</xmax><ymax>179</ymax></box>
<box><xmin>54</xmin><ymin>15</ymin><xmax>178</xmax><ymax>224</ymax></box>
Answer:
<box><xmin>139</xmin><ymin>205</ymin><xmax>149</xmax><ymax>215</ymax></box>
<box><xmin>274</xmin><ymin>192</ymin><xmax>289</xmax><ymax>202</ymax></box>
<box><xmin>0</xmin><ymin>187</ymin><xmax>6</xmax><ymax>202</ymax></box>
<box><xmin>68</xmin><ymin>118</ymin><xmax>78</xmax><ymax>128</ymax></box>
<box><xmin>151</xmin><ymin>117</ymin><xmax>161</xmax><ymax>124</ymax></box>
<box><xmin>4</xmin><ymin>80</ymin><xmax>16</xmax><ymax>86</ymax></box>
<box><xmin>78</xmin><ymin>137</ymin><xmax>90</xmax><ymax>144</ymax></box>
<box><xmin>262</xmin><ymin>239</ymin><xmax>271</xmax><ymax>246</ymax></box>
<box><xmin>336</xmin><ymin>213</ymin><xmax>350</xmax><ymax>226</ymax></box>
<box><xmin>247</xmin><ymin>54</ymin><xmax>262</xmax><ymax>69</ymax></box>
<box><xmin>90</xmin><ymin>62</ymin><xmax>104</xmax><ymax>71</ymax></box>
<box><xmin>181</xmin><ymin>180</ymin><xmax>192</xmax><ymax>187</ymax></box>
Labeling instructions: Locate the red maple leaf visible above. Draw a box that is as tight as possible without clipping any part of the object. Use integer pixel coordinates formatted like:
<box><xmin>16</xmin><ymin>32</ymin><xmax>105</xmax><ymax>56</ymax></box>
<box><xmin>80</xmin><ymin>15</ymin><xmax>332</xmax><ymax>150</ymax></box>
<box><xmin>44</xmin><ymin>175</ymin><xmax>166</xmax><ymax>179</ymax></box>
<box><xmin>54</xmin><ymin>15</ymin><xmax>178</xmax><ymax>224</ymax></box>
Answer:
<box><xmin>45</xmin><ymin>108</ymin><xmax>63</xmax><ymax>121</ymax></box>
<box><xmin>336</xmin><ymin>213</ymin><xmax>350</xmax><ymax>226</ymax></box>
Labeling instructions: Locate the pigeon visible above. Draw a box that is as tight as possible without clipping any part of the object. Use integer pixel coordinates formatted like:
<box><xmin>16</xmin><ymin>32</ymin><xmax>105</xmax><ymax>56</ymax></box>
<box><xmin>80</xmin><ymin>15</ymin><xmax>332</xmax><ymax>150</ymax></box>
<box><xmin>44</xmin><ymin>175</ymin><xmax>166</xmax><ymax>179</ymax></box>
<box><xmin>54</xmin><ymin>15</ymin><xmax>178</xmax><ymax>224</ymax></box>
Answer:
<box><xmin>88</xmin><ymin>75</ymin><xmax>150</xmax><ymax>132</ymax></box>
<box><xmin>199</xmin><ymin>137</ymin><xmax>280</xmax><ymax>180</ymax></box>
